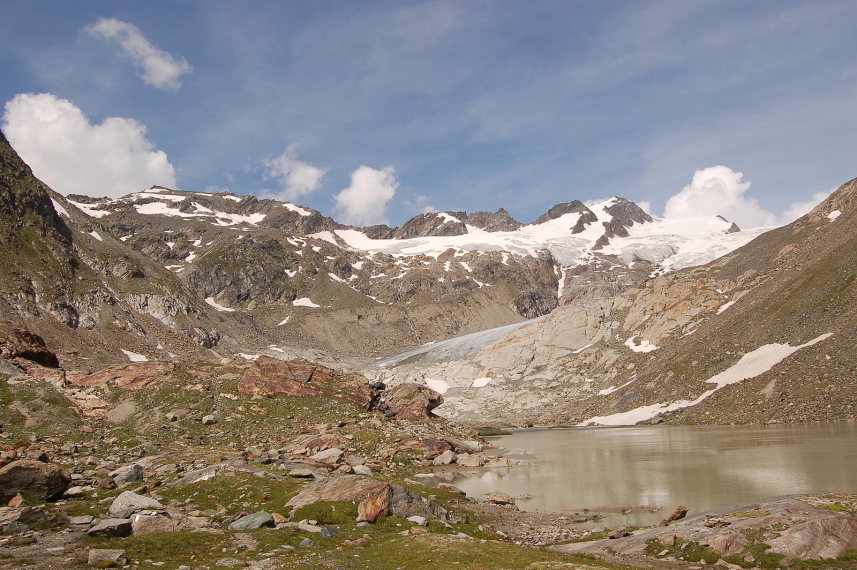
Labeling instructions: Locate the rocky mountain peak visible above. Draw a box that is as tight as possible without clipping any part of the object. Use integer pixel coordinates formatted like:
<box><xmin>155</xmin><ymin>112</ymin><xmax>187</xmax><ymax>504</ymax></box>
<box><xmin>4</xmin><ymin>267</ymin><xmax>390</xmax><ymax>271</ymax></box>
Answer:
<box><xmin>393</xmin><ymin>211</ymin><xmax>468</xmax><ymax>239</ymax></box>
<box><xmin>532</xmin><ymin>200</ymin><xmax>597</xmax><ymax>229</ymax></box>
<box><xmin>463</xmin><ymin>208</ymin><xmax>522</xmax><ymax>232</ymax></box>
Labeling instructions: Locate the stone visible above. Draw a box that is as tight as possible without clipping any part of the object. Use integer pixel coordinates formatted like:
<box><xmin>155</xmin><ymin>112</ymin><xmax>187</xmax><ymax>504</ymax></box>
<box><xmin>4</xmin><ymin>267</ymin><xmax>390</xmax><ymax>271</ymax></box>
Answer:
<box><xmin>0</xmin><ymin>321</ymin><xmax>59</xmax><ymax>367</ymax></box>
<box><xmin>109</xmin><ymin>464</ymin><xmax>143</xmax><ymax>485</ymax></box>
<box><xmin>659</xmin><ymin>505</ymin><xmax>688</xmax><ymax>527</ymax></box>
<box><xmin>310</xmin><ymin>448</ymin><xmax>344</xmax><ymax>464</ymax></box>
<box><xmin>171</xmin><ymin>464</ymin><xmax>222</xmax><ymax>487</ymax></box>
<box><xmin>437</xmin><ymin>483</ymin><xmax>466</xmax><ymax>495</ymax></box>
<box><xmin>165</xmin><ymin>409</ymin><xmax>189</xmax><ymax>421</ymax></box>
<box><xmin>0</xmin><ymin>460</ymin><xmax>71</xmax><ymax>502</ymax></box>
<box><xmin>0</xmin><ymin>505</ymin><xmax>51</xmax><ymax>532</ymax></box>
<box><xmin>67</xmin><ymin>362</ymin><xmax>175</xmax><ymax>391</ymax></box>
<box><xmin>202</xmin><ymin>414</ymin><xmax>217</xmax><ymax>425</ymax></box>
<box><xmin>69</xmin><ymin>515</ymin><xmax>94</xmax><ymax>525</ymax></box>
<box><xmin>768</xmin><ymin>514</ymin><xmax>857</xmax><ymax>560</ymax></box>
<box><xmin>87</xmin><ymin>518</ymin><xmax>132</xmax><ymax>537</ymax></box>
<box><xmin>131</xmin><ymin>512</ymin><xmax>209</xmax><ymax>534</ymax></box>
<box><xmin>432</xmin><ymin>450</ymin><xmax>456</xmax><ymax>466</ymax></box>
<box><xmin>357</xmin><ymin>492</ymin><xmax>390</xmax><ymax>523</ymax></box>
<box><xmin>65</xmin><ymin>486</ymin><xmax>86</xmax><ymax>497</ymax></box>
<box><xmin>297</xmin><ymin>520</ymin><xmax>323</xmax><ymax>533</ymax></box>
<box><xmin>320</xmin><ymin>526</ymin><xmax>338</xmax><ymax>538</ymax></box>
<box><xmin>410</xmin><ymin>525</ymin><xmax>429</xmax><ymax>535</ymax></box>
<box><xmin>457</xmin><ymin>454</ymin><xmax>486</xmax><ymax>467</ymax></box>
<box><xmin>229</xmin><ymin>511</ymin><xmax>275</xmax><ymax>531</ymax></box>
<box><xmin>352</xmin><ymin>464</ymin><xmax>373</xmax><ymax>476</ymax></box>
<box><xmin>486</xmin><ymin>492</ymin><xmax>515</xmax><ymax>505</ymax></box>
<box><xmin>87</xmin><ymin>548</ymin><xmax>127</xmax><ymax>566</ymax></box>
<box><xmin>7</xmin><ymin>493</ymin><xmax>24</xmax><ymax>507</ymax></box>
<box><xmin>383</xmin><ymin>383</ymin><xmax>443</xmax><ymax>419</ymax></box>
<box><xmin>407</xmin><ymin>515</ymin><xmax>428</xmax><ymax>526</ymax></box>
<box><xmin>238</xmin><ymin>357</ymin><xmax>373</xmax><ymax>409</ymax></box>
<box><xmin>287</xmin><ymin>468</ymin><xmax>317</xmax><ymax>478</ymax></box>
<box><xmin>108</xmin><ymin>491</ymin><xmax>163</xmax><ymax>514</ymax></box>
<box><xmin>607</xmin><ymin>527</ymin><xmax>631</xmax><ymax>539</ymax></box>
<box><xmin>709</xmin><ymin>531</ymin><xmax>749</xmax><ymax>556</ymax></box>
<box><xmin>299</xmin><ymin>538</ymin><xmax>314</xmax><ymax>548</ymax></box>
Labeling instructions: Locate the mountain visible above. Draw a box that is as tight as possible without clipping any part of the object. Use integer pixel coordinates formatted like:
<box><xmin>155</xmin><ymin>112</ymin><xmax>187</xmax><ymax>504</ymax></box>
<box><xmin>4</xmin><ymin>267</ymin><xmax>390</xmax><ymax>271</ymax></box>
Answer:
<box><xmin>0</xmin><ymin>131</ymin><xmax>264</xmax><ymax>368</ymax></box>
<box><xmin>377</xmin><ymin>177</ymin><xmax>857</xmax><ymax>426</ymax></box>
<box><xmin>61</xmin><ymin>184</ymin><xmax>763</xmax><ymax>360</ymax></box>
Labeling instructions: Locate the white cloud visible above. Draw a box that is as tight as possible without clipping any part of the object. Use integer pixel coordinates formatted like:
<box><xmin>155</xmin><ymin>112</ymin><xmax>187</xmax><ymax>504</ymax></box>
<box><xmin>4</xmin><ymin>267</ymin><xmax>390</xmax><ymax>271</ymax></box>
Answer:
<box><xmin>780</xmin><ymin>190</ymin><xmax>833</xmax><ymax>223</ymax></box>
<box><xmin>406</xmin><ymin>194</ymin><xmax>436</xmax><ymax>214</ymax></box>
<box><xmin>85</xmin><ymin>18</ymin><xmax>192</xmax><ymax>90</ymax></box>
<box><xmin>263</xmin><ymin>144</ymin><xmax>325</xmax><ymax>202</ymax></box>
<box><xmin>664</xmin><ymin>165</ymin><xmax>778</xmax><ymax>228</ymax></box>
<box><xmin>2</xmin><ymin>93</ymin><xmax>177</xmax><ymax>198</ymax></box>
<box><xmin>334</xmin><ymin>165</ymin><xmax>399</xmax><ymax>226</ymax></box>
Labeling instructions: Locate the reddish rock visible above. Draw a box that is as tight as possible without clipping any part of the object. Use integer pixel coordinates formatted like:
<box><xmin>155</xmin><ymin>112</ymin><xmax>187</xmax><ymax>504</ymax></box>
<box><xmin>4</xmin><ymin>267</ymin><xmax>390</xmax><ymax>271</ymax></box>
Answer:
<box><xmin>238</xmin><ymin>356</ymin><xmax>372</xmax><ymax>409</ymax></box>
<box><xmin>0</xmin><ymin>460</ymin><xmax>71</xmax><ymax>502</ymax></box>
<box><xmin>398</xmin><ymin>440</ymin><xmax>452</xmax><ymax>458</ymax></box>
<box><xmin>384</xmin><ymin>384</ymin><xmax>444</xmax><ymax>419</ymax></box>
<box><xmin>67</xmin><ymin>362</ymin><xmax>175</xmax><ymax>390</ymax></box>
<box><xmin>357</xmin><ymin>490</ymin><xmax>392</xmax><ymax>523</ymax></box>
<box><xmin>0</xmin><ymin>322</ymin><xmax>59</xmax><ymax>367</ymax></box>
<box><xmin>284</xmin><ymin>432</ymin><xmax>349</xmax><ymax>454</ymax></box>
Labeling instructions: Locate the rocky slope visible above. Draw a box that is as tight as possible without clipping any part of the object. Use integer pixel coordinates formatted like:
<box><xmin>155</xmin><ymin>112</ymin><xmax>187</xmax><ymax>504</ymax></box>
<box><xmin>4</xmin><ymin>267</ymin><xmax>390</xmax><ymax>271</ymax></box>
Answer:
<box><xmin>377</xmin><ymin>177</ymin><xmax>857</xmax><ymax>426</ymax></box>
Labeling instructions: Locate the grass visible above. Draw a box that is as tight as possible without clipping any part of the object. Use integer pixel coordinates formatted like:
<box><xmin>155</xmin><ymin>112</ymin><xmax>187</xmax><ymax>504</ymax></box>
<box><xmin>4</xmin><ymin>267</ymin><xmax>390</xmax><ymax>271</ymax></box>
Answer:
<box><xmin>645</xmin><ymin>537</ymin><xmax>720</xmax><ymax>564</ymax></box>
<box><xmin>157</xmin><ymin>470</ymin><xmax>307</xmax><ymax>515</ymax></box>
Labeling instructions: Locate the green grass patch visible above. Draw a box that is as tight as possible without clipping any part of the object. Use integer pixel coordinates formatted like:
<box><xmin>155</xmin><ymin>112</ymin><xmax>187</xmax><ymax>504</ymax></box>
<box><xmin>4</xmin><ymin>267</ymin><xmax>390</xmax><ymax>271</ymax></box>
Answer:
<box><xmin>646</xmin><ymin>537</ymin><xmax>720</xmax><ymax>564</ymax></box>
<box><xmin>157</xmin><ymin>471</ymin><xmax>306</xmax><ymax>515</ymax></box>
<box><xmin>291</xmin><ymin>501</ymin><xmax>358</xmax><ymax>525</ymax></box>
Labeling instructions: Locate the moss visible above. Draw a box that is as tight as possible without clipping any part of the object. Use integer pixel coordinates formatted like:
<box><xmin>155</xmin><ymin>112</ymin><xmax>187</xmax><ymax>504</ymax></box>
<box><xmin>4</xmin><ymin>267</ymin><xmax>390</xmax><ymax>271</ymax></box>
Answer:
<box><xmin>646</xmin><ymin>537</ymin><xmax>720</xmax><ymax>564</ymax></box>
<box><xmin>291</xmin><ymin>501</ymin><xmax>358</xmax><ymax>525</ymax></box>
<box><xmin>158</xmin><ymin>471</ymin><xmax>306</xmax><ymax>514</ymax></box>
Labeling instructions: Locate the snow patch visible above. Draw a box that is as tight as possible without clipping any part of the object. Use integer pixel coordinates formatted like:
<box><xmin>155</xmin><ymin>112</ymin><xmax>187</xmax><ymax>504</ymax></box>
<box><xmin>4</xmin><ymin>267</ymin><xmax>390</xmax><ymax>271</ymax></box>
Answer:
<box><xmin>121</xmin><ymin>349</ymin><xmax>148</xmax><ymax>362</ymax></box>
<box><xmin>471</xmin><ymin>377</ymin><xmax>492</xmax><ymax>388</ymax></box>
<box><xmin>828</xmin><ymin>210</ymin><xmax>842</xmax><ymax>221</ymax></box>
<box><xmin>285</xmin><ymin>203</ymin><xmax>312</xmax><ymax>217</ymax></box>
<box><xmin>277</xmin><ymin>316</ymin><xmax>291</xmax><ymax>326</ymax></box>
<box><xmin>50</xmin><ymin>198</ymin><xmax>70</xmax><ymax>218</ymax></box>
<box><xmin>293</xmin><ymin>297</ymin><xmax>320</xmax><ymax>308</ymax></box>
<box><xmin>717</xmin><ymin>300</ymin><xmax>736</xmax><ymax>314</ymax></box>
<box><xmin>205</xmin><ymin>297</ymin><xmax>235</xmax><ymax>312</ymax></box>
<box><xmin>624</xmin><ymin>336</ymin><xmax>658</xmax><ymax>353</ymax></box>
<box><xmin>88</xmin><ymin>230</ymin><xmax>103</xmax><ymax>241</ymax></box>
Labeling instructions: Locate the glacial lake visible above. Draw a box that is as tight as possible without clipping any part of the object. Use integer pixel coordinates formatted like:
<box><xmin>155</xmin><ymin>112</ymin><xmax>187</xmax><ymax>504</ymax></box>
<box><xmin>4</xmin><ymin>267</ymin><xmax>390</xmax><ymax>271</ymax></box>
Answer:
<box><xmin>452</xmin><ymin>422</ymin><xmax>857</xmax><ymax>527</ymax></box>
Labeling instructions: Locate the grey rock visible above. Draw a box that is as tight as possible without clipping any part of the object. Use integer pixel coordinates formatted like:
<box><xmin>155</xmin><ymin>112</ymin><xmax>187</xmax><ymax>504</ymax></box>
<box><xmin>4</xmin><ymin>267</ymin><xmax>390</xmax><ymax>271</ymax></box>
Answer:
<box><xmin>299</xmin><ymin>538</ymin><xmax>314</xmax><ymax>548</ymax></box>
<box><xmin>108</xmin><ymin>491</ymin><xmax>163</xmax><ymax>514</ymax></box>
<box><xmin>407</xmin><ymin>515</ymin><xmax>428</xmax><ymax>526</ymax></box>
<box><xmin>172</xmin><ymin>464</ymin><xmax>222</xmax><ymax>487</ymax></box>
<box><xmin>432</xmin><ymin>450</ymin><xmax>456</xmax><ymax>466</ymax></box>
<box><xmin>87</xmin><ymin>548</ymin><xmax>127</xmax><ymax>566</ymax></box>
<box><xmin>229</xmin><ymin>511</ymin><xmax>275</xmax><ymax>531</ymax></box>
<box><xmin>69</xmin><ymin>515</ymin><xmax>94</xmax><ymax>525</ymax></box>
<box><xmin>109</xmin><ymin>464</ymin><xmax>144</xmax><ymax>485</ymax></box>
<box><xmin>352</xmin><ymin>464</ymin><xmax>373</xmax><ymax>476</ymax></box>
<box><xmin>87</xmin><ymin>518</ymin><xmax>132</xmax><ymax>537</ymax></box>
<box><xmin>320</xmin><ymin>526</ymin><xmax>338</xmax><ymax>538</ymax></box>
<box><xmin>202</xmin><ymin>414</ymin><xmax>217</xmax><ymax>425</ymax></box>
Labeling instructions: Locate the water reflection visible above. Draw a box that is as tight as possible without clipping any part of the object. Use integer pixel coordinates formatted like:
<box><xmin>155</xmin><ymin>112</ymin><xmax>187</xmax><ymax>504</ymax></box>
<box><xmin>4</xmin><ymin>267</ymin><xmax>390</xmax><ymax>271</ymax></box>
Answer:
<box><xmin>452</xmin><ymin>423</ymin><xmax>857</xmax><ymax>527</ymax></box>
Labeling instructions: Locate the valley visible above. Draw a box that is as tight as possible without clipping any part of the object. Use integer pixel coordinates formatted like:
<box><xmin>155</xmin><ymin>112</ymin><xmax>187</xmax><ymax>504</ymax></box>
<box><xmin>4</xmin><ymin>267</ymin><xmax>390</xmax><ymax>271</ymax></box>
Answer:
<box><xmin>2</xmin><ymin>128</ymin><xmax>857</xmax><ymax>569</ymax></box>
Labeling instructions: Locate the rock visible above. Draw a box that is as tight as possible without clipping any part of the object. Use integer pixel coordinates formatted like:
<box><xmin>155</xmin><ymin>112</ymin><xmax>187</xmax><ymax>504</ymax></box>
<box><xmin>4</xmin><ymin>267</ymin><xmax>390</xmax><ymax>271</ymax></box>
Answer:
<box><xmin>109</xmin><ymin>464</ymin><xmax>143</xmax><ymax>486</ymax></box>
<box><xmin>87</xmin><ymin>548</ymin><xmax>127</xmax><ymax>567</ymax></box>
<box><xmin>0</xmin><ymin>460</ymin><xmax>70</xmax><ymax>502</ymax></box>
<box><xmin>69</xmin><ymin>515</ymin><xmax>94</xmax><ymax>525</ymax></box>
<box><xmin>65</xmin><ymin>486</ymin><xmax>86</xmax><ymax>497</ymax></box>
<box><xmin>384</xmin><ymin>383</ymin><xmax>443</xmax><ymax>419</ymax></box>
<box><xmin>87</xmin><ymin>518</ymin><xmax>133</xmax><ymax>537</ymax></box>
<box><xmin>608</xmin><ymin>527</ymin><xmax>631</xmax><ymax>539</ymax></box>
<box><xmin>165</xmin><ymin>409</ymin><xmax>189</xmax><ymax>421</ymax></box>
<box><xmin>432</xmin><ymin>450</ymin><xmax>456</xmax><ymax>466</ymax></box>
<box><xmin>0</xmin><ymin>321</ymin><xmax>59</xmax><ymax>367</ymax></box>
<box><xmin>238</xmin><ymin>357</ymin><xmax>373</xmax><ymax>409</ymax></box>
<box><xmin>131</xmin><ymin>512</ymin><xmax>209</xmax><ymax>534</ymax></box>
<box><xmin>437</xmin><ymin>483</ymin><xmax>466</xmax><ymax>495</ymax></box>
<box><xmin>299</xmin><ymin>538</ymin><xmax>314</xmax><ymax>548</ymax></box>
<box><xmin>452</xmin><ymin>439</ymin><xmax>484</xmax><ymax>453</ymax></box>
<box><xmin>410</xmin><ymin>525</ymin><xmax>429</xmax><ymax>534</ymax></box>
<box><xmin>0</xmin><ymin>505</ymin><xmax>51</xmax><ymax>532</ymax></box>
<box><xmin>352</xmin><ymin>464</ymin><xmax>373</xmax><ymax>476</ymax></box>
<box><xmin>215</xmin><ymin>557</ymin><xmax>244</xmax><ymax>567</ymax></box>
<box><xmin>457</xmin><ymin>454</ymin><xmax>485</xmax><ymax>467</ymax></box>
<box><xmin>320</xmin><ymin>526</ymin><xmax>338</xmax><ymax>538</ymax></box>
<box><xmin>201</xmin><ymin>414</ymin><xmax>217</xmax><ymax>425</ymax></box>
<box><xmin>768</xmin><ymin>513</ymin><xmax>857</xmax><ymax>560</ymax></box>
<box><xmin>288</xmin><ymin>467</ymin><xmax>317</xmax><ymax>478</ymax></box>
<box><xmin>407</xmin><ymin>515</ymin><xmax>428</xmax><ymax>526</ymax></box>
<box><xmin>709</xmin><ymin>531</ymin><xmax>749</xmax><ymax>556</ymax></box>
<box><xmin>172</xmin><ymin>464</ymin><xmax>223</xmax><ymax>486</ymax></box>
<box><xmin>297</xmin><ymin>520</ymin><xmax>323</xmax><ymax>533</ymax></box>
<box><xmin>108</xmin><ymin>491</ymin><xmax>163</xmax><ymax>514</ymax></box>
<box><xmin>286</xmin><ymin>475</ymin><xmax>448</xmax><ymax>522</ymax></box>
<box><xmin>7</xmin><ymin>493</ymin><xmax>24</xmax><ymax>507</ymax></box>
<box><xmin>68</xmin><ymin>362</ymin><xmax>175</xmax><ymax>391</ymax></box>
<box><xmin>486</xmin><ymin>492</ymin><xmax>515</xmax><ymax>505</ymax></box>
<box><xmin>310</xmin><ymin>448</ymin><xmax>344</xmax><ymax>464</ymax></box>
<box><xmin>659</xmin><ymin>505</ymin><xmax>688</xmax><ymax>526</ymax></box>
<box><xmin>229</xmin><ymin>511</ymin><xmax>275</xmax><ymax>530</ymax></box>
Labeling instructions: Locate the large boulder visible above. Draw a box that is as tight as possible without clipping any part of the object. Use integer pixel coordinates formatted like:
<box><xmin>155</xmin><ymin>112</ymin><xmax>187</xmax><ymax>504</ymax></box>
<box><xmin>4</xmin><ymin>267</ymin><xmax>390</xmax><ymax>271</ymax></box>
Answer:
<box><xmin>0</xmin><ymin>321</ymin><xmax>59</xmax><ymax>367</ymax></box>
<box><xmin>238</xmin><ymin>357</ymin><xmax>372</xmax><ymax>409</ymax></box>
<box><xmin>108</xmin><ymin>491</ymin><xmax>163</xmax><ymax>515</ymax></box>
<box><xmin>67</xmin><ymin>362</ymin><xmax>175</xmax><ymax>390</ymax></box>
<box><xmin>285</xmin><ymin>475</ymin><xmax>448</xmax><ymax>522</ymax></box>
<box><xmin>384</xmin><ymin>384</ymin><xmax>443</xmax><ymax>419</ymax></box>
<box><xmin>0</xmin><ymin>460</ymin><xmax>70</xmax><ymax>502</ymax></box>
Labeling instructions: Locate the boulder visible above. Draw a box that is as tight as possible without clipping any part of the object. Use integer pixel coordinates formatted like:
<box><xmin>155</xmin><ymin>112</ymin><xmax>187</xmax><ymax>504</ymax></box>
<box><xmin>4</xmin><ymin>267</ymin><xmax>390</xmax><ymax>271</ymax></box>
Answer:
<box><xmin>229</xmin><ymin>511</ymin><xmax>275</xmax><ymax>531</ymax></box>
<box><xmin>201</xmin><ymin>414</ymin><xmax>217</xmax><ymax>425</ymax></box>
<box><xmin>0</xmin><ymin>460</ymin><xmax>70</xmax><ymax>502</ymax></box>
<box><xmin>0</xmin><ymin>321</ymin><xmax>59</xmax><ymax>367</ymax></box>
<box><xmin>768</xmin><ymin>514</ymin><xmax>857</xmax><ymax>560</ymax></box>
<box><xmin>384</xmin><ymin>383</ymin><xmax>443</xmax><ymax>419</ymax></box>
<box><xmin>109</xmin><ymin>464</ymin><xmax>143</xmax><ymax>486</ymax></box>
<box><xmin>432</xmin><ymin>450</ymin><xmax>456</xmax><ymax>466</ymax></box>
<box><xmin>285</xmin><ymin>475</ymin><xmax>448</xmax><ymax>522</ymax></box>
<box><xmin>87</xmin><ymin>518</ymin><xmax>133</xmax><ymax>537</ymax></box>
<box><xmin>131</xmin><ymin>512</ymin><xmax>209</xmax><ymax>534</ymax></box>
<box><xmin>310</xmin><ymin>448</ymin><xmax>344</xmax><ymax>464</ymax></box>
<box><xmin>87</xmin><ymin>549</ymin><xmax>127</xmax><ymax>567</ymax></box>
<box><xmin>108</xmin><ymin>491</ymin><xmax>163</xmax><ymax>514</ymax></box>
<box><xmin>285</xmin><ymin>433</ymin><xmax>349</xmax><ymax>454</ymax></box>
<box><xmin>353</xmin><ymin>465</ymin><xmax>373</xmax><ymax>476</ymax></box>
<box><xmin>238</xmin><ymin>356</ymin><xmax>373</xmax><ymax>409</ymax></box>
<box><xmin>486</xmin><ymin>491</ymin><xmax>515</xmax><ymax>505</ymax></box>
<box><xmin>0</xmin><ymin>506</ymin><xmax>52</xmax><ymax>532</ymax></box>
<box><xmin>67</xmin><ymin>362</ymin><xmax>174</xmax><ymax>390</ymax></box>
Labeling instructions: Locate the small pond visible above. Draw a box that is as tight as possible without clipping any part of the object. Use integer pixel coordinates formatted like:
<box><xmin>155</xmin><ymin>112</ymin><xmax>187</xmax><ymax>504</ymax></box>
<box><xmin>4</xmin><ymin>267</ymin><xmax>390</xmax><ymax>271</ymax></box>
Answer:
<box><xmin>452</xmin><ymin>422</ymin><xmax>857</xmax><ymax>527</ymax></box>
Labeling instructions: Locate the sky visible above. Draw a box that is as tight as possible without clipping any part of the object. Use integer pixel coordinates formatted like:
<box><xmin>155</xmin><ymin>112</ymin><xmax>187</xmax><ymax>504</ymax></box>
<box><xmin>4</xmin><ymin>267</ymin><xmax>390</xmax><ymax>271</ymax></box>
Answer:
<box><xmin>1</xmin><ymin>0</ymin><xmax>855</xmax><ymax>229</ymax></box>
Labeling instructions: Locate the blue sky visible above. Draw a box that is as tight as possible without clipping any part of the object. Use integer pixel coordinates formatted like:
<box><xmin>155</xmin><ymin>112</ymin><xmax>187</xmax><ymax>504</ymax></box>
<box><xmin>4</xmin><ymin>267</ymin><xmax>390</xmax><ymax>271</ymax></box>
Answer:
<box><xmin>1</xmin><ymin>0</ymin><xmax>855</xmax><ymax>228</ymax></box>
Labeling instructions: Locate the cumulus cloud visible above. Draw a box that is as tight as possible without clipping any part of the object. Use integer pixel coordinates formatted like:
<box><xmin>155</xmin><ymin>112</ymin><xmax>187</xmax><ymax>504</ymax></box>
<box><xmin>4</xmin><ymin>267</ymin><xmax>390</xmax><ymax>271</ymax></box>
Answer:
<box><xmin>2</xmin><ymin>93</ymin><xmax>177</xmax><ymax>198</ymax></box>
<box><xmin>664</xmin><ymin>165</ymin><xmax>779</xmax><ymax>228</ymax></box>
<box><xmin>86</xmin><ymin>18</ymin><xmax>192</xmax><ymax>90</ymax></box>
<box><xmin>334</xmin><ymin>165</ymin><xmax>399</xmax><ymax>226</ymax></box>
<box><xmin>780</xmin><ymin>190</ymin><xmax>833</xmax><ymax>223</ymax></box>
<box><xmin>263</xmin><ymin>144</ymin><xmax>326</xmax><ymax>202</ymax></box>
<box><xmin>406</xmin><ymin>194</ymin><xmax>437</xmax><ymax>214</ymax></box>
